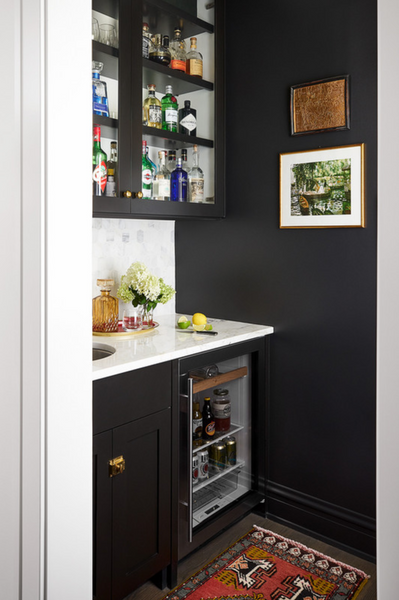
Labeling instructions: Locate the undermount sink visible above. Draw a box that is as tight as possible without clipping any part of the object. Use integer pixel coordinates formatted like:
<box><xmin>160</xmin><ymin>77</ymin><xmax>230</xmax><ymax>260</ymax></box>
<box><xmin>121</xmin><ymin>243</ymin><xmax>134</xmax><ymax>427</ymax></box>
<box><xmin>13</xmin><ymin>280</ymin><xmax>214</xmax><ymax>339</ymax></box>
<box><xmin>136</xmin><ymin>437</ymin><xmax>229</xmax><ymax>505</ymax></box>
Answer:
<box><xmin>93</xmin><ymin>342</ymin><xmax>116</xmax><ymax>361</ymax></box>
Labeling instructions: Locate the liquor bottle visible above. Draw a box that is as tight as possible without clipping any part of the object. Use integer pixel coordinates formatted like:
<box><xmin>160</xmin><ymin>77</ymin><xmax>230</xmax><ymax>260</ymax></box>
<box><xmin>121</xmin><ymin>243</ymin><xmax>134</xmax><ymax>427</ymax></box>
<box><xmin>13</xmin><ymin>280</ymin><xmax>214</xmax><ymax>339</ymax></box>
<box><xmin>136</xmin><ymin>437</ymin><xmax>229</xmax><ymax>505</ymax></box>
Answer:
<box><xmin>154</xmin><ymin>151</ymin><xmax>170</xmax><ymax>201</ymax></box>
<box><xmin>142</xmin><ymin>22</ymin><xmax>153</xmax><ymax>59</ymax></box>
<box><xmin>149</xmin><ymin>33</ymin><xmax>171</xmax><ymax>66</ymax></box>
<box><xmin>92</xmin><ymin>61</ymin><xmax>109</xmax><ymax>117</ymax></box>
<box><xmin>142</xmin><ymin>84</ymin><xmax>162</xmax><ymax>128</ymax></box>
<box><xmin>179</xmin><ymin>100</ymin><xmax>197</xmax><ymax>136</ymax></box>
<box><xmin>202</xmin><ymin>397</ymin><xmax>216</xmax><ymax>440</ymax></box>
<box><xmin>105</xmin><ymin>141</ymin><xmax>118</xmax><ymax>197</ymax></box>
<box><xmin>92</xmin><ymin>279</ymin><xmax>119</xmax><ymax>333</ymax></box>
<box><xmin>170</xmin><ymin>158</ymin><xmax>188</xmax><ymax>202</ymax></box>
<box><xmin>186</xmin><ymin>37</ymin><xmax>203</xmax><ymax>78</ymax></box>
<box><xmin>145</xmin><ymin>146</ymin><xmax>157</xmax><ymax>190</ymax></box>
<box><xmin>167</xmin><ymin>150</ymin><xmax>177</xmax><ymax>173</ymax></box>
<box><xmin>181</xmin><ymin>148</ymin><xmax>189</xmax><ymax>171</ymax></box>
<box><xmin>193</xmin><ymin>398</ymin><xmax>203</xmax><ymax>446</ymax></box>
<box><xmin>189</xmin><ymin>145</ymin><xmax>205</xmax><ymax>203</ymax></box>
<box><xmin>92</xmin><ymin>125</ymin><xmax>107</xmax><ymax>196</ymax></box>
<box><xmin>162</xmin><ymin>85</ymin><xmax>178</xmax><ymax>132</ymax></box>
<box><xmin>141</xmin><ymin>140</ymin><xmax>153</xmax><ymax>199</ymax></box>
<box><xmin>170</xmin><ymin>28</ymin><xmax>186</xmax><ymax>72</ymax></box>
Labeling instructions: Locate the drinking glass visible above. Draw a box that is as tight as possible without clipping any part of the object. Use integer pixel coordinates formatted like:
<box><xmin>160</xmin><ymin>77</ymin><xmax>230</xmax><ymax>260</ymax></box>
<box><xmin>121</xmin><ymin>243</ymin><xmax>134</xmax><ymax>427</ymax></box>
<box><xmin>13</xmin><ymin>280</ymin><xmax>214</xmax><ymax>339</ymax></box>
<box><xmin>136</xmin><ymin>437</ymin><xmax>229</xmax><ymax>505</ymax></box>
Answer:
<box><xmin>122</xmin><ymin>307</ymin><xmax>142</xmax><ymax>331</ymax></box>
<box><xmin>92</xmin><ymin>18</ymin><xmax>100</xmax><ymax>41</ymax></box>
<box><xmin>100</xmin><ymin>24</ymin><xmax>117</xmax><ymax>47</ymax></box>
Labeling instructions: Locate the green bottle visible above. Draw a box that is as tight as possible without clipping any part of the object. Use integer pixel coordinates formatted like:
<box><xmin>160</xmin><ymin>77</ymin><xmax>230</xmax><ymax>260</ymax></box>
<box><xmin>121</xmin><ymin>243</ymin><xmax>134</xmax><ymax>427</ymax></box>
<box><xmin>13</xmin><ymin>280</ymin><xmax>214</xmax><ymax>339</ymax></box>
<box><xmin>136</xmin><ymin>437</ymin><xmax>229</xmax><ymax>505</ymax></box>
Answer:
<box><xmin>92</xmin><ymin>125</ymin><xmax>107</xmax><ymax>196</ymax></box>
<box><xmin>161</xmin><ymin>85</ymin><xmax>178</xmax><ymax>132</ymax></box>
<box><xmin>141</xmin><ymin>140</ymin><xmax>152</xmax><ymax>198</ymax></box>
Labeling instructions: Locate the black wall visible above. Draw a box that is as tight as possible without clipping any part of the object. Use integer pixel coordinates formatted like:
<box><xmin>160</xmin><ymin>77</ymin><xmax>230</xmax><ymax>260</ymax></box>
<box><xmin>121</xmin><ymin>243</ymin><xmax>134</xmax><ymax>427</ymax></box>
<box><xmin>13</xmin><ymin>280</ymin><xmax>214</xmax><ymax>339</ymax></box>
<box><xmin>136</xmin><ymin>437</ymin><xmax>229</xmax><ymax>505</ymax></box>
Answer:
<box><xmin>176</xmin><ymin>0</ymin><xmax>377</xmax><ymax>558</ymax></box>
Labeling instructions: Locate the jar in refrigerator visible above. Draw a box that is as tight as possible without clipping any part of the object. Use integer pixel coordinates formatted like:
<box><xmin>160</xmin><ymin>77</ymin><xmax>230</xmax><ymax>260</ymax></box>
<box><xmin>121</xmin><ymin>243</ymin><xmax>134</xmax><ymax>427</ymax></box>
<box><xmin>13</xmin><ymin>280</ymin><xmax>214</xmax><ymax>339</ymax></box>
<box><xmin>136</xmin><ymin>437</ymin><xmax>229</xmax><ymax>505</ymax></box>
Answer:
<box><xmin>197</xmin><ymin>449</ymin><xmax>209</xmax><ymax>481</ymax></box>
<box><xmin>224</xmin><ymin>436</ymin><xmax>237</xmax><ymax>466</ymax></box>
<box><xmin>192</xmin><ymin>454</ymin><xmax>199</xmax><ymax>486</ymax></box>
<box><xmin>209</xmin><ymin>442</ymin><xmax>227</xmax><ymax>472</ymax></box>
<box><xmin>212</xmin><ymin>389</ymin><xmax>231</xmax><ymax>432</ymax></box>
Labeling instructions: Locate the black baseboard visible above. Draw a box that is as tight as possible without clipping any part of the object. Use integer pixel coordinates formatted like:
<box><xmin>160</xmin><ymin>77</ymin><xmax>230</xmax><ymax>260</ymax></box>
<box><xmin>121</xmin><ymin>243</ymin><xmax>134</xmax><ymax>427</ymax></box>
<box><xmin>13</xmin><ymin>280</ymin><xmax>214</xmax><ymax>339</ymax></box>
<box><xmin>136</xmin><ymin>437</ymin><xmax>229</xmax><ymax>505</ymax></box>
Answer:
<box><xmin>266</xmin><ymin>481</ymin><xmax>376</xmax><ymax>562</ymax></box>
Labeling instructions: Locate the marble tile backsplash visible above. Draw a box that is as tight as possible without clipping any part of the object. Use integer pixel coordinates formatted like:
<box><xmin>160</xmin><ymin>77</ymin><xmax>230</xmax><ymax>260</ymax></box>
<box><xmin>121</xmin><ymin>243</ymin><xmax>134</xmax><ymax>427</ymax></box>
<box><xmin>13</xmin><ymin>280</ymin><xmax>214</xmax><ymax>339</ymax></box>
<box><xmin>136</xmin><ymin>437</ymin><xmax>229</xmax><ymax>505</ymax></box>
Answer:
<box><xmin>92</xmin><ymin>218</ymin><xmax>176</xmax><ymax>317</ymax></box>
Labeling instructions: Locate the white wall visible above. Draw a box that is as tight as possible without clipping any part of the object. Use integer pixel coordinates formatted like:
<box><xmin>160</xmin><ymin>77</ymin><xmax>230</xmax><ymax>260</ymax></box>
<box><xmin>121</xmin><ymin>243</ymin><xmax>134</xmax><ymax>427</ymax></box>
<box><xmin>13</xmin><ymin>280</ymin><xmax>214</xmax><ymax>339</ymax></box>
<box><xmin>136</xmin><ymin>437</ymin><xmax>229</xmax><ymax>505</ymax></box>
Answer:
<box><xmin>377</xmin><ymin>1</ymin><xmax>399</xmax><ymax>597</ymax></box>
<box><xmin>1</xmin><ymin>0</ymin><xmax>93</xmax><ymax>598</ymax></box>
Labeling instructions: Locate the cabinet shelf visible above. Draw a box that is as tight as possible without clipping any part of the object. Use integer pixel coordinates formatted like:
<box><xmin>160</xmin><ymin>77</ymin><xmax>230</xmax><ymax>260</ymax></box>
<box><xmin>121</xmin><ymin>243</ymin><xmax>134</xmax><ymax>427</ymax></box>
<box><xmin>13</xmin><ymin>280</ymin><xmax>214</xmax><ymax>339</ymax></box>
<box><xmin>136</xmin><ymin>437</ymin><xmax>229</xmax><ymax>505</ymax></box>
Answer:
<box><xmin>92</xmin><ymin>114</ymin><xmax>118</xmax><ymax>138</ymax></box>
<box><xmin>191</xmin><ymin>367</ymin><xmax>248</xmax><ymax>394</ymax></box>
<box><xmin>143</xmin><ymin>59</ymin><xmax>213</xmax><ymax>95</ymax></box>
<box><xmin>143</xmin><ymin>126</ymin><xmax>213</xmax><ymax>149</ymax></box>
<box><xmin>143</xmin><ymin>0</ymin><xmax>214</xmax><ymax>38</ymax></box>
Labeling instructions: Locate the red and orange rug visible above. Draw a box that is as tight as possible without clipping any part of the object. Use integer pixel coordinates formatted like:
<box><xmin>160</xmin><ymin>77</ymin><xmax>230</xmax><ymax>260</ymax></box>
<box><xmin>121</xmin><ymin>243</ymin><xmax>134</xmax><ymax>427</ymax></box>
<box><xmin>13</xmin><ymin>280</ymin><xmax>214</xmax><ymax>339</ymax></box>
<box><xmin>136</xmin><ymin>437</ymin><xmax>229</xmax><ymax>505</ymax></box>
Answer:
<box><xmin>163</xmin><ymin>526</ymin><xmax>369</xmax><ymax>600</ymax></box>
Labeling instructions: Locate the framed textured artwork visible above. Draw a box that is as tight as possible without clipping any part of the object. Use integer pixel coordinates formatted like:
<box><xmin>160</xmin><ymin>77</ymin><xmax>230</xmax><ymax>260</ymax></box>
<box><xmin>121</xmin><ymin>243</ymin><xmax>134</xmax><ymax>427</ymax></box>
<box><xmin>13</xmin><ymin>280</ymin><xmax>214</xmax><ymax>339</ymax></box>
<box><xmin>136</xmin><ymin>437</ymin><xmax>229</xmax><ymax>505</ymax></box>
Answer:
<box><xmin>290</xmin><ymin>75</ymin><xmax>350</xmax><ymax>136</ymax></box>
<box><xmin>280</xmin><ymin>143</ymin><xmax>365</xmax><ymax>229</ymax></box>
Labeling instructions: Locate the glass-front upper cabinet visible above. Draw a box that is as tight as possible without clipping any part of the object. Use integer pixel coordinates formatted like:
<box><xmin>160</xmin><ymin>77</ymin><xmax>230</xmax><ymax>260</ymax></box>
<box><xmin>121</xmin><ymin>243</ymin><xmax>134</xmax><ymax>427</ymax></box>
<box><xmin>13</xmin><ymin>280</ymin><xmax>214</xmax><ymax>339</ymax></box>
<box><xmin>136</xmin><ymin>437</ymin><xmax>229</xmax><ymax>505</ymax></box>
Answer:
<box><xmin>92</xmin><ymin>0</ymin><xmax>225</xmax><ymax>220</ymax></box>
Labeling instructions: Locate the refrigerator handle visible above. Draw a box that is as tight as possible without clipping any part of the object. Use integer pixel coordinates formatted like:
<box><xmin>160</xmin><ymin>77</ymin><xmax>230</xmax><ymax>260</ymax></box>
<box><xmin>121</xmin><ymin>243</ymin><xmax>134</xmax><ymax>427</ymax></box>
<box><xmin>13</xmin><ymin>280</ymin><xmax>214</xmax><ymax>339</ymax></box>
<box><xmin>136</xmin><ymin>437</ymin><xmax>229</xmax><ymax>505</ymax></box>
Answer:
<box><xmin>187</xmin><ymin>377</ymin><xmax>193</xmax><ymax>543</ymax></box>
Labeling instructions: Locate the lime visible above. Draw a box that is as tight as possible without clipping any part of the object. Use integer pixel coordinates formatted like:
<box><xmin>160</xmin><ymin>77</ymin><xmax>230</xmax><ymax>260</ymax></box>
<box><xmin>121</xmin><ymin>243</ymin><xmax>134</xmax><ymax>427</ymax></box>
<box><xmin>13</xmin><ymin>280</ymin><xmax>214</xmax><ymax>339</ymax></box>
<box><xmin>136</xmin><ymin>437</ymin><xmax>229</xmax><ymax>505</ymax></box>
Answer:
<box><xmin>192</xmin><ymin>324</ymin><xmax>206</xmax><ymax>331</ymax></box>
<box><xmin>205</xmin><ymin>324</ymin><xmax>213</xmax><ymax>331</ymax></box>
<box><xmin>177</xmin><ymin>316</ymin><xmax>191</xmax><ymax>329</ymax></box>
<box><xmin>192</xmin><ymin>312</ymin><xmax>207</xmax><ymax>326</ymax></box>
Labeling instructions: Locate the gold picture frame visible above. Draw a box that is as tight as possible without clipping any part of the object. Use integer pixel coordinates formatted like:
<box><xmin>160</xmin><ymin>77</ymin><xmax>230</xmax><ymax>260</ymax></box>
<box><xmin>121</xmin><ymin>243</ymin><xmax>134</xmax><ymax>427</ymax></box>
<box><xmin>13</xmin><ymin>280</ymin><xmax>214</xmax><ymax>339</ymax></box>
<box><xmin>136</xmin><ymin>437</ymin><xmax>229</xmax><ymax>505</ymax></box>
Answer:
<box><xmin>290</xmin><ymin>75</ymin><xmax>350</xmax><ymax>136</ymax></box>
<box><xmin>279</xmin><ymin>143</ymin><xmax>365</xmax><ymax>229</ymax></box>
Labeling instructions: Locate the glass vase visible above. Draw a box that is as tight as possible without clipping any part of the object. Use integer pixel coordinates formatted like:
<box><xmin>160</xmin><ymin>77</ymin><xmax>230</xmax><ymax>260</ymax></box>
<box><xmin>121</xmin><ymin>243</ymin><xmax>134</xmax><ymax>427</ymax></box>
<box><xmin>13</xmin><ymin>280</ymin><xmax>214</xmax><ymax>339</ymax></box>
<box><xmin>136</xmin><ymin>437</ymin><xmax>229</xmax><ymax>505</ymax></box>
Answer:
<box><xmin>141</xmin><ymin>305</ymin><xmax>154</xmax><ymax>328</ymax></box>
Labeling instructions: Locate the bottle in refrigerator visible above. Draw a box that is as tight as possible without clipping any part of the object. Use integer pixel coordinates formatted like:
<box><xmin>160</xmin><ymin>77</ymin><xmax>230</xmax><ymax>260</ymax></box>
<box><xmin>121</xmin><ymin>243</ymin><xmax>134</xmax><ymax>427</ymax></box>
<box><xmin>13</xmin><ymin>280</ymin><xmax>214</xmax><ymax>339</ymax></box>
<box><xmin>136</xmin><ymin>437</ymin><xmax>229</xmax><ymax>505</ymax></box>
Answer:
<box><xmin>141</xmin><ymin>140</ymin><xmax>153</xmax><ymax>199</ymax></box>
<box><xmin>189</xmin><ymin>145</ymin><xmax>204</xmax><ymax>203</ymax></box>
<box><xmin>92</xmin><ymin>125</ymin><xmax>107</xmax><ymax>196</ymax></box>
<box><xmin>186</xmin><ymin>37</ymin><xmax>203</xmax><ymax>78</ymax></box>
<box><xmin>170</xmin><ymin>158</ymin><xmax>188</xmax><ymax>202</ymax></box>
<box><xmin>162</xmin><ymin>85</ymin><xmax>178</xmax><ymax>132</ymax></box>
<box><xmin>193</xmin><ymin>398</ymin><xmax>203</xmax><ymax>446</ymax></box>
<box><xmin>143</xmin><ymin>84</ymin><xmax>162</xmax><ymax>129</ymax></box>
<box><xmin>92</xmin><ymin>61</ymin><xmax>109</xmax><ymax>117</ymax></box>
<box><xmin>202</xmin><ymin>397</ymin><xmax>216</xmax><ymax>440</ymax></box>
<box><xmin>105</xmin><ymin>141</ymin><xmax>118</xmax><ymax>197</ymax></box>
<box><xmin>179</xmin><ymin>100</ymin><xmax>197</xmax><ymax>136</ymax></box>
<box><xmin>154</xmin><ymin>151</ymin><xmax>170</xmax><ymax>201</ymax></box>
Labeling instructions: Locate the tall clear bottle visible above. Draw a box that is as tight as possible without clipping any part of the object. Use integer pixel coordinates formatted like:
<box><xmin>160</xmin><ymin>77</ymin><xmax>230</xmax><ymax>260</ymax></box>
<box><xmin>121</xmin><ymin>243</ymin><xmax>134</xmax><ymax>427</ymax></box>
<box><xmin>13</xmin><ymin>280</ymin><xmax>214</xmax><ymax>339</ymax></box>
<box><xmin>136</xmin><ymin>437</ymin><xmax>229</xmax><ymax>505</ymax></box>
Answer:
<box><xmin>170</xmin><ymin>158</ymin><xmax>188</xmax><ymax>202</ymax></box>
<box><xmin>92</xmin><ymin>61</ymin><xmax>109</xmax><ymax>116</ymax></box>
<box><xmin>167</xmin><ymin>150</ymin><xmax>177</xmax><ymax>173</ymax></box>
<box><xmin>170</xmin><ymin>28</ymin><xmax>186</xmax><ymax>72</ymax></box>
<box><xmin>142</xmin><ymin>22</ymin><xmax>153</xmax><ymax>58</ymax></box>
<box><xmin>105</xmin><ymin>141</ymin><xmax>118</xmax><ymax>197</ymax></box>
<box><xmin>141</xmin><ymin>140</ymin><xmax>153</xmax><ymax>199</ymax></box>
<box><xmin>154</xmin><ymin>151</ymin><xmax>171</xmax><ymax>201</ymax></box>
<box><xmin>186</xmin><ymin>37</ymin><xmax>203</xmax><ymax>78</ymax></box>
<box><xmin>162</xmin><ymin>85</ymin><xmax>178</xmax><ymax>132</ymax></box>
<box><xmin>189</xmin><ymin>145</ymin><xmax>205</xmax><ymax>203</ymax></box>
<box><xmin>143</xmin><ymin>84</ymin><xmax>162</xmax><ymax>128</ymax></box>
<box><xmin>93</xmin><ymin>125</ymin><xmax>107</xmax><ymax>196</ymax></box>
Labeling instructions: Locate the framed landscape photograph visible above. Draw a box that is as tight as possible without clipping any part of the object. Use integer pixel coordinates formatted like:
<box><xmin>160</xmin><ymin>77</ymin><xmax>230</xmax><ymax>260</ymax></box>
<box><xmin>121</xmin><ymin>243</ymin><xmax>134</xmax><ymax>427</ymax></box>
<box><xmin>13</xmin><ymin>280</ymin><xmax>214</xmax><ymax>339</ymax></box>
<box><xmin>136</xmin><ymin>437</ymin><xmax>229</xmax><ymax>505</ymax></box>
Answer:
<box><xmin>280</xmin><ymin>143</ymin><xmax>365</xmax><ymax>229</ymax></box>
<box><xmin>290</xmin><ymin>75</ymin><xmax>350</xmax><ymax>136</ymax></box>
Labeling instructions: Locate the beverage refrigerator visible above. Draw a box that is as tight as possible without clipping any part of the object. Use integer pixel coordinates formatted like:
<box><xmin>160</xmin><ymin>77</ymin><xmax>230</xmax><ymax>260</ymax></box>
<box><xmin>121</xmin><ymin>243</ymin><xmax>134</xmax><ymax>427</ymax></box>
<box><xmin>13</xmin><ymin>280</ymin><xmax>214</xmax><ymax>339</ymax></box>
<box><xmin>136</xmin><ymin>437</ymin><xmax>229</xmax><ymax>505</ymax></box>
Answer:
<box><xmin>177</xmin><ymin>337</ymin><xmax>269</xmax><ymax>560</ymax></box>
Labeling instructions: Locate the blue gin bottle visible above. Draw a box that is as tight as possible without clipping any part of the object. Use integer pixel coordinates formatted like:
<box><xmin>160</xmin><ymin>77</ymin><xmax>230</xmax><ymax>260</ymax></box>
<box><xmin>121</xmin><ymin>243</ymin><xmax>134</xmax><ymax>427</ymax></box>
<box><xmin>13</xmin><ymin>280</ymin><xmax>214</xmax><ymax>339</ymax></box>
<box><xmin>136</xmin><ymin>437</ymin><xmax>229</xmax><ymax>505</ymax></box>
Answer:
<box><xmin>170</xmin><ymin>158</ymin><xmax>188</xmax><ymax>202</ymax></box>
<box><xmin>92</xmin><ymin>61</ymin><xmax>109</xmax><ymax>117</ymax></box>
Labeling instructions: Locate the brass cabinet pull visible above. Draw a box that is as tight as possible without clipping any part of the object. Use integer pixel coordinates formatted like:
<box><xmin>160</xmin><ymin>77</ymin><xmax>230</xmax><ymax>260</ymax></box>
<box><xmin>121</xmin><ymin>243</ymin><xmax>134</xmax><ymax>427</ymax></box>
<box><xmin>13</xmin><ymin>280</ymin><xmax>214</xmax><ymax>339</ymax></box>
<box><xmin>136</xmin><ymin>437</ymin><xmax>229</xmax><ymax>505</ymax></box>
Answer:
<box><xmin>135</xmin><ymin>191</ymin><xmax>143</xmax><ymax>199</ymax></box>
<box><xmin>123</xmin><ymin>190</ymin><xmax>132</xmax><ymax>198</ymax></box>
<box><xmin>108</xmin><ymin>455</ymin><xmax>126</xmax><ymax>478</ymax></box>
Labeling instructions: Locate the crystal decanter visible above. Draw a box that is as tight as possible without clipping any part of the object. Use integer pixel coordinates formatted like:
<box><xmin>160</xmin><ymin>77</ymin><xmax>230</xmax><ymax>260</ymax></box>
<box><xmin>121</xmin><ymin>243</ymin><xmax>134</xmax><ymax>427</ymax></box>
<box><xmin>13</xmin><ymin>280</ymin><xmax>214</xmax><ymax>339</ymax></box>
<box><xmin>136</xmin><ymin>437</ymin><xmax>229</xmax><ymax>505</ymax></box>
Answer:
<box><xmin>92</xmin><ymin>279</ymin><xmax>119</xmax><ymax>332</ymax></box>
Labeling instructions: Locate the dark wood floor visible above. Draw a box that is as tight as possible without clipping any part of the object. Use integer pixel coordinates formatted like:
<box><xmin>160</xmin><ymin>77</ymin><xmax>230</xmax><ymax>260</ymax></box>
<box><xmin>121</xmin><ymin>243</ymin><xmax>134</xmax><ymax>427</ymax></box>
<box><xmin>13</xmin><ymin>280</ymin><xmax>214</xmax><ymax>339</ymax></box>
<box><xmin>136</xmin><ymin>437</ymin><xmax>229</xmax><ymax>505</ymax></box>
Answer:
<box><xmin>127</xmin><ymin>513</ymin><xmax>376</xmax><ymax>599</ymax></box>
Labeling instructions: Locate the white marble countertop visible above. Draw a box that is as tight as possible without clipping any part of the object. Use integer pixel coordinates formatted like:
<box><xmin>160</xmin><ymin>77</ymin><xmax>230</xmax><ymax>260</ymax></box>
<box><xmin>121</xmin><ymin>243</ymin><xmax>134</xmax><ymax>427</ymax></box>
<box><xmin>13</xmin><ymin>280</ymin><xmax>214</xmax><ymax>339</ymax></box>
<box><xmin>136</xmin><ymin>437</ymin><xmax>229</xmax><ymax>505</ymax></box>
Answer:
<box><xmin>92</xmin><ymin>313</ymin><xmax>273</xmax><ymax>380</ymax></box>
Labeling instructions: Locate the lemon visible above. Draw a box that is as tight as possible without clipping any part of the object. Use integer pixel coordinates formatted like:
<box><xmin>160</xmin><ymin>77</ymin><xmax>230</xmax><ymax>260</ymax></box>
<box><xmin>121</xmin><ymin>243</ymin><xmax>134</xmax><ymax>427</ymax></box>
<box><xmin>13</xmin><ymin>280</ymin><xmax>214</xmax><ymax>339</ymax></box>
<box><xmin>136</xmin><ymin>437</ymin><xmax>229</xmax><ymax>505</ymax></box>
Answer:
<box><xmin>192</xmin><ymin>313</ymin><xmax>207</xmax><ymax>326</ymax></box>
<box><xmin>192</xmin><ymin>324</ymin><xmax>206</xmax><ymax>331</ymax></box>
<box><xmin>205</xmin><ymin>324</ymin><xmax>213</xmax><ymax>331</ymax></box>
<box><xmin>177</xmin><ymin>316</ymin><xmax>191</xmax><ymax>329</ymax></box>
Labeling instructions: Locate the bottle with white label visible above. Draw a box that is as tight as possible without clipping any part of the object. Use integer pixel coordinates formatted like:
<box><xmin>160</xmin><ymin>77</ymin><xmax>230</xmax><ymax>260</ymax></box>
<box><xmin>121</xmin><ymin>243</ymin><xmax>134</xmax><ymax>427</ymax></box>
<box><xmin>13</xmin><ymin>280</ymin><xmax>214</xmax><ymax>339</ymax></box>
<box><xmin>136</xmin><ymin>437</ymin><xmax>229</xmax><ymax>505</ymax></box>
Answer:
<box><xmin>179</xmin><ymin>100</ymin><xmax>197</xmax><ymax>136</ymax></box>
<box><xmin>186</xmin><ymin>37</ymin><xmax>203</xmax><ymax>78</ymax></box>
<box><xmin>189</xmin><ymin>145</ymin><xmax>204</xmax><ymax>203</ymax></box>
<box><xmin>161</xmin><ymin>85</ymin><xmax>178</xmax><ymax>132</ymax></box>
<box><xmin>154</xmin><ymin>151</ymin><xmax>170</xmax><ymax>201</ymax></box>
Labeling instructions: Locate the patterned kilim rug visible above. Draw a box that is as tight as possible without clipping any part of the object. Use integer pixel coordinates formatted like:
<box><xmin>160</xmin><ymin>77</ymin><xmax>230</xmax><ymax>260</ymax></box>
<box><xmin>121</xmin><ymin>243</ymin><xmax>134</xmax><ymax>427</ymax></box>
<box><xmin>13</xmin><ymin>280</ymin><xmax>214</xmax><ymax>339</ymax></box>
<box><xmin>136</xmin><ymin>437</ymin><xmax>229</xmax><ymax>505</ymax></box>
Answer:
<box><xmin>163</xmin><ymin>526</ymin><xmax>369</xmax><ymax>600</ymax></box>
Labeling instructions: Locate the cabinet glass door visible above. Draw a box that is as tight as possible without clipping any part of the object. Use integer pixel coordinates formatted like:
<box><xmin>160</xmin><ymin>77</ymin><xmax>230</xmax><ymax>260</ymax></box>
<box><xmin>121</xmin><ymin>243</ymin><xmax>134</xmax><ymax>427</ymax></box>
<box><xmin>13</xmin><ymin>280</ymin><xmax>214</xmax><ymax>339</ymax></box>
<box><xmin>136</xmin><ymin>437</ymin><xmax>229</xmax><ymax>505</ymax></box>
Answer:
<box><xmin>92</xmin><ymin>0</ymin><xmax>225</xmax><ymax>220</ymax></box>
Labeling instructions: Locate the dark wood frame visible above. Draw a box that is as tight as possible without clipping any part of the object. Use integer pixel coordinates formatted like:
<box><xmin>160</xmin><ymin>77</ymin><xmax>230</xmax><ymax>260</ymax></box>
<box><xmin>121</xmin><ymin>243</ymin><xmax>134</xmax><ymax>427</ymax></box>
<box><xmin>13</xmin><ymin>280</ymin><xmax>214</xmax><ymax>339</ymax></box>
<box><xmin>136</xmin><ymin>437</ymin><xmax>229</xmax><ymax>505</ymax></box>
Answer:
<box><xmin>290</xmin><ymin>75</ymin><xmax>350</xmax><ymax>136</ymax></box>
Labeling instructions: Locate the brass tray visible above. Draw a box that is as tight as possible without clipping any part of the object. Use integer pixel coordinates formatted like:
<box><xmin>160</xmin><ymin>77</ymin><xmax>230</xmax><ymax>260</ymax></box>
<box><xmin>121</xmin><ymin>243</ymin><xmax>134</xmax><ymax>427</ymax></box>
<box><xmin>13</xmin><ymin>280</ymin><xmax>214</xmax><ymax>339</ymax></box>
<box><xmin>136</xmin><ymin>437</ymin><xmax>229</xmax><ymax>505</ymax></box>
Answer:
<box><xmin>93</xmin><ymin>321</ymin><xmax>159</xmax><ymax>337</ymax></box>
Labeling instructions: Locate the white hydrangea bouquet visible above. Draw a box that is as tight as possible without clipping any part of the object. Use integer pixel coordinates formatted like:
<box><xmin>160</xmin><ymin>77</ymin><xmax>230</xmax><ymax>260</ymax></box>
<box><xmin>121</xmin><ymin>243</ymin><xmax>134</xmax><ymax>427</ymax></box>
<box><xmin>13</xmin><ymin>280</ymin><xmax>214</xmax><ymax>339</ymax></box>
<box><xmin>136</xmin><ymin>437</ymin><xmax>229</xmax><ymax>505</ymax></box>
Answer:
<box><xmin>117</xmin><ymin>262</ymin><xmax>175</xmax><ymax>322</ymax></box>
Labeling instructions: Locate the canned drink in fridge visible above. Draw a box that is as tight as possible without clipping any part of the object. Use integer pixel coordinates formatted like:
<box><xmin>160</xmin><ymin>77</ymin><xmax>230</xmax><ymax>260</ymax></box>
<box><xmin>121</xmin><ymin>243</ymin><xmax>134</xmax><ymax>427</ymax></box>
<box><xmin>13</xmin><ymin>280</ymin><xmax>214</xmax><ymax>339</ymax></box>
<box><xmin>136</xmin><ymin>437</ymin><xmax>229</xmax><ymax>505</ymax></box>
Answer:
<box><xmin>197</xmin><ymin>449</ymin><xmax>209</xmax><ymax>481</ymax></box>
<box><xmin>209</xmin><ymin>442</ymin><xmax>227</xmax><ymax>471</ymax></box>
<box><xmin>192</xmin><ymin>454</ymin><xmax>199</xmax><ymax>486</ymax></box>
<box><xmin>224</xmin><ymin>436</ymin><xmax>237</xmax><ymax>466</ymax></box>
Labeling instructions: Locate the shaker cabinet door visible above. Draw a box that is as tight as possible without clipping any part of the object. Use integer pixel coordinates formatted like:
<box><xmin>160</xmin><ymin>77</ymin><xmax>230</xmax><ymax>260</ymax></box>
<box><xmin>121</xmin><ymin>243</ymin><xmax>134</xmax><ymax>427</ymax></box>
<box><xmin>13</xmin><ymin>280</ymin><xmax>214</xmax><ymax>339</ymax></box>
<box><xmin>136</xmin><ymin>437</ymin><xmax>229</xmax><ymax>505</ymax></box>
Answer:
<box><xmin>111</xmin><ymin>408</ymin><xmax>172</xmax><ymax>599</ymax></box>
